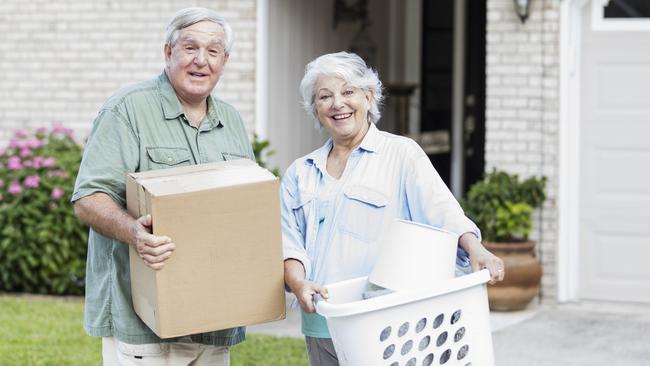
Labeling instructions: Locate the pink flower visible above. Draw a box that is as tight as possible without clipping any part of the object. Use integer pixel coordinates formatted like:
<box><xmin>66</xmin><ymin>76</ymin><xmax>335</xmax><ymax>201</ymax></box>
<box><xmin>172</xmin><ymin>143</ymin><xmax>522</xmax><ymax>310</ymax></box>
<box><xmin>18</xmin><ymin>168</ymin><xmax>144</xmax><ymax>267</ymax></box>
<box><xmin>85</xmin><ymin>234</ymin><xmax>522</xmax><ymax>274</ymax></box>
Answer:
<box><xmin>7</xmin><ymin>156</ymin><xmax>23</xmax><ymax>170</ymax></box>
<box><xmin>26</xmin><ymin>139</ymin><xmax>44</xmax><ymax>149</ymax></box>
<box><xmin>8</xmin><ymin>181</ymin><xmax>22</xmax><ymax>194</ymax></box>
<box><xmin>23</xmin><ymin>160</ymin><xmax>33</xmax><ymax>168</ymax></box>
<box><xmin>9</xmin><ymin>139</ymin><xmax>24</xmax><ymax>150</ymax></box>
<box><xmin>20</xmin><ymin>149</ymin><xmax>33</xmax><ymax>158</ymax></box>
<box><xmin>15</xmin><ymin>130</ymin><xmax>28</xmax><ymax>139</ymax></box>
<box><xmin>36</xmin><ymin>127</ymin><xmax>48</xmax><ymax>135</ymax></box>
<box><xmin>42</xmin><ymin>157</ymin><xmax>56</xmax><ymax>168</ymax></box>
<box><xmin>31</xmin><ymin>156</ymin><xmax>43</xmax><ymax>169</ymax></box>
<box><xmin>51</xmin><ymin>188</ymin><xmax>65</xmax><ymax>200</ymax></box>
<box><xmin>0</xmin><ymin>148</ymin><xmax>5</xmax><ymax>156</ymax></box>
<box><xmin>55</xmin><ymin>170</ymin><xmax>69</xmax><ymax>178</ymax></box>
<box><xmin>24</xmin><ymin>175</ymin><xmax>41</xmax><ymax>188</ymax></box>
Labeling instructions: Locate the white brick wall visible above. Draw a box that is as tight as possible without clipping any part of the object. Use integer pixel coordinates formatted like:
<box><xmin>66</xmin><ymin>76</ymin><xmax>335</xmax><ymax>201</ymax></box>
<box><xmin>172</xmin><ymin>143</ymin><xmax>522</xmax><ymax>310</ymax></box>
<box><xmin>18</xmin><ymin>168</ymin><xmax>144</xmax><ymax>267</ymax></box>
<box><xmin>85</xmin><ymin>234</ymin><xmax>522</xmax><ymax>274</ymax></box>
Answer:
<box><xmin>0</xmin><ymin>0</ymin><xmax>256</xmax><ymax>144</ymax></box>
<box><xmin>486</xmin><ymin>0</ymin><xmax>560</xmax><ymax>302</ymax></box>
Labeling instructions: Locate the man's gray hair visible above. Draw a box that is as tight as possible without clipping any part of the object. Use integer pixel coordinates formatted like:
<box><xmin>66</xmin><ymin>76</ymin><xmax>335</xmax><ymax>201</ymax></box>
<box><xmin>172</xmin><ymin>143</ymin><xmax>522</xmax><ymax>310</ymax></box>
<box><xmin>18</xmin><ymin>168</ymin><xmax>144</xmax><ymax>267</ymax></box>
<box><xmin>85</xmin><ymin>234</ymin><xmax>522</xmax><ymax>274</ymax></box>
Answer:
<box><xmin>165</xmin><ymin>7</ymin><xmax>233</xmax><ymax>55</ymax></box>
<box><xmin>299</xmin><ymin>52</ymin><xmax>384</xmax><ymax>127</ymax></box>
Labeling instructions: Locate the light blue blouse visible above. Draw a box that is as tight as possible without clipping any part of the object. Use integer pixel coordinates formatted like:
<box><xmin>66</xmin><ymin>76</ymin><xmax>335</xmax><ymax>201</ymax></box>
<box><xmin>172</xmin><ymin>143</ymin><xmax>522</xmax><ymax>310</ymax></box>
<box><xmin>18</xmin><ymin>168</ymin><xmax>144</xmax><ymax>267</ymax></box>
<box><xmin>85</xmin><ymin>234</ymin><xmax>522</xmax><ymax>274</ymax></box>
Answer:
<box><xmin>281</xmin><ymin>124</ymin><xmax>480</xmax><ymax>338</ymax></box>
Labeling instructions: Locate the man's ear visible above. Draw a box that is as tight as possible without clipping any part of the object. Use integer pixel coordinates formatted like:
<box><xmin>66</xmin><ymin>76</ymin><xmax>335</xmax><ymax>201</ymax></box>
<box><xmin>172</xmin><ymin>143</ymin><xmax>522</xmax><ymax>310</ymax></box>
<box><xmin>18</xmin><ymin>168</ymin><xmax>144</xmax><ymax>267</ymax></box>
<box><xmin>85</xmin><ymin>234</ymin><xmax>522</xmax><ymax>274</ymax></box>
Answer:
<box><xmin>164</xmin><ymin>44</ymin><xmax>172</xmax><ymax>64</ymax></box>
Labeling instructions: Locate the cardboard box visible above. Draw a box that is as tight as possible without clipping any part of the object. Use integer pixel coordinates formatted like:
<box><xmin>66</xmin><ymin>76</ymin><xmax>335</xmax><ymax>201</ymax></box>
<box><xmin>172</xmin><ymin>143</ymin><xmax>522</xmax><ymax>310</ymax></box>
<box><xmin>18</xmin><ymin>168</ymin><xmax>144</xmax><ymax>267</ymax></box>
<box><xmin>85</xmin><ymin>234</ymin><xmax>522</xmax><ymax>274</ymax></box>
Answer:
<box><xmin>125</xmin><ymin>159</ymin><xmax>285</xmax><ymax>338</ymax></box>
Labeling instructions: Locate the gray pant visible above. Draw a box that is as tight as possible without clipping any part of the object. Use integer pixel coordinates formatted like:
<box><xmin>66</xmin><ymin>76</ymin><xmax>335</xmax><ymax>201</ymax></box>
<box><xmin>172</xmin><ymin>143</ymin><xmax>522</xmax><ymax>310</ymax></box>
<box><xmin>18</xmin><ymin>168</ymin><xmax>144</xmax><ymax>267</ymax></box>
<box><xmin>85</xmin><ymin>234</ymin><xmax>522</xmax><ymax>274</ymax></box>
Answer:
<box><xmin>305</xmin><ymin>337</ymin><xmax>339</xmax><ymax>366</ymax></box>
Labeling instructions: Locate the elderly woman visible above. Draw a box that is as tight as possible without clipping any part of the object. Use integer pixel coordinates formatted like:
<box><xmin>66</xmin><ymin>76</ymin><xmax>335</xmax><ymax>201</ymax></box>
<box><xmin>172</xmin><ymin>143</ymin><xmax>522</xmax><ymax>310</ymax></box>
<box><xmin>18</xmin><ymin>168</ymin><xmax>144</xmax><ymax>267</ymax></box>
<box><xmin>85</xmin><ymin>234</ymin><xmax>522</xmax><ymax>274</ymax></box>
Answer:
<box><xmin>281</xmin><ymin>52</ymin><xmax>504</xmax><ymax>365</ymax></box>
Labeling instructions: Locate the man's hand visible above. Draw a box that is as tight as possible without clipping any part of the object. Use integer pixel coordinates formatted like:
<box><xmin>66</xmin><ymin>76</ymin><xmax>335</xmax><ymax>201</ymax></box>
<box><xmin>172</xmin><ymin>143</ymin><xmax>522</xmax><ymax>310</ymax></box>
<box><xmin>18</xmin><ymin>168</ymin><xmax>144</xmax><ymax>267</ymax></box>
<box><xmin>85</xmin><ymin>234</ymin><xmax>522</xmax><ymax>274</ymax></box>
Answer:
<box><xmin>73</xmin><ymin>192</ymin><xmax>175</xmax><ymax>271</ymax></box>
<box><xmin>131</xmin><ymin>214</ymin><xmax>175</xmax><ymax>270</ymax></box>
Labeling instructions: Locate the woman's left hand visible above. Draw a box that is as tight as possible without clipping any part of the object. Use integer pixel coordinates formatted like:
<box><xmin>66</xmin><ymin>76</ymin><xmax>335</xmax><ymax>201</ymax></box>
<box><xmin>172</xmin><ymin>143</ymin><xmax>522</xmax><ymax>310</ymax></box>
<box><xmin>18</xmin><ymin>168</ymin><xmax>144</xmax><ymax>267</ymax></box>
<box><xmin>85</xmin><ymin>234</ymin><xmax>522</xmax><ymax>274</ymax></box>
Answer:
<box><xmin>459</xmin><ymin>233</ymin><xmax>505</xmax><ymax>284</ymax></box>
<box><xmin>470</xmin><ymin>247</ymin><xmax>505</xmax><ymax>284</ymax></box>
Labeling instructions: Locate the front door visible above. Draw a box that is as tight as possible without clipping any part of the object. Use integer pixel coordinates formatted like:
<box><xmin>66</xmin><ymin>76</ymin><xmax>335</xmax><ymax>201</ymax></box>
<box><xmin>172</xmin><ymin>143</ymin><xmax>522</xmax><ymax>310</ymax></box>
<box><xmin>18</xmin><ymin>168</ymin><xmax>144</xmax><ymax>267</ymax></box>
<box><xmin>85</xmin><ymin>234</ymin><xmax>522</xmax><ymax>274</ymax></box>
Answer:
<box><xmin>420</xmin><ymin>0</ymin><xmax>485</xmax><ymax>194</ymax></box>
<box><xmin>579</xmin><ymin>1</ymin><xmax>650</xmax><ymax>303</ymax></box>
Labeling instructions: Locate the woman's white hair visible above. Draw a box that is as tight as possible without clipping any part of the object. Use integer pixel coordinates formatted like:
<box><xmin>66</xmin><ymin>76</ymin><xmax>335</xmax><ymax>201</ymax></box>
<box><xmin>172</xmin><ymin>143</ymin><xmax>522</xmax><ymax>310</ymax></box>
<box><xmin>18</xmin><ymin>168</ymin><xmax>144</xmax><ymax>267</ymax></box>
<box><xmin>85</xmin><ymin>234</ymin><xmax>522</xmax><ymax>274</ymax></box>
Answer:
<box><xmin>165</xmin><ymin>7</ymin><xmax>233</xmax><ymax>55</ymax></box>
<box><xmin>300</xmin><ymin>52</ymin><xmax>384</xmax><ymax>127</ymax></box>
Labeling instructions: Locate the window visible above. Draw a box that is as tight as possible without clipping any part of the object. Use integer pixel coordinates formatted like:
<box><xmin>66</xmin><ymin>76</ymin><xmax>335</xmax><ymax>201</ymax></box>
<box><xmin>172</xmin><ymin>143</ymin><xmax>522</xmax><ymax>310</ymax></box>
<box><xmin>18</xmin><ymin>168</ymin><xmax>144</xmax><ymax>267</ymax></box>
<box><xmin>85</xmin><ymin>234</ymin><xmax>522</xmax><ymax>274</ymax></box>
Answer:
<box><xmin>592</xmin><ymin>0</ymin><xmax>650</xmax><ymax>31</ymax></box>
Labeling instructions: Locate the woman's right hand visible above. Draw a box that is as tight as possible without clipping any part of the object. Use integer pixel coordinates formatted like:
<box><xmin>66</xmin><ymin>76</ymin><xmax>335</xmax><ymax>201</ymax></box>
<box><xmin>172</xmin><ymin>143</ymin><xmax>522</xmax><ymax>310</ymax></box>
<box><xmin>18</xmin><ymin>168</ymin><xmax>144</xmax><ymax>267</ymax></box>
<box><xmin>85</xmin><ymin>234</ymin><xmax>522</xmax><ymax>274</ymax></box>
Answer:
<box><xmin>291</xmin><ymin>278</ymin><xmax>329</xmax><ymax>313</ymax></box>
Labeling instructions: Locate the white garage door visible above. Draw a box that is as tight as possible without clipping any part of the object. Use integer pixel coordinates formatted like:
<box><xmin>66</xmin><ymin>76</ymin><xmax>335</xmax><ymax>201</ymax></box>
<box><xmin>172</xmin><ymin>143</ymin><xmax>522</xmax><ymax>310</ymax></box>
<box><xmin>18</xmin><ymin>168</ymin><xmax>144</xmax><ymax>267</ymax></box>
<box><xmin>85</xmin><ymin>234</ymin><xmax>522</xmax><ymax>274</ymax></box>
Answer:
<box><xmin>579</xmin><ymin>2</ymin><xmax>650</xmax><ymax>302</ymax></box>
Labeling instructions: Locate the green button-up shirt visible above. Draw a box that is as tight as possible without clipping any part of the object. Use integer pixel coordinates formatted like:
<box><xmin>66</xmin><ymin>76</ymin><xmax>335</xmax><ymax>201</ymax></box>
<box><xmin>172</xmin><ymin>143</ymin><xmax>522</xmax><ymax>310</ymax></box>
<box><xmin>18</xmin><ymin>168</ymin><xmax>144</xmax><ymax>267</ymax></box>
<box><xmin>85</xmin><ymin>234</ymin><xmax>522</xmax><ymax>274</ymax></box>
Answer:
<box><xmin>72</xmin><ymin>72</ymin><xmax>254</xmax><ymax>345</ymax></box>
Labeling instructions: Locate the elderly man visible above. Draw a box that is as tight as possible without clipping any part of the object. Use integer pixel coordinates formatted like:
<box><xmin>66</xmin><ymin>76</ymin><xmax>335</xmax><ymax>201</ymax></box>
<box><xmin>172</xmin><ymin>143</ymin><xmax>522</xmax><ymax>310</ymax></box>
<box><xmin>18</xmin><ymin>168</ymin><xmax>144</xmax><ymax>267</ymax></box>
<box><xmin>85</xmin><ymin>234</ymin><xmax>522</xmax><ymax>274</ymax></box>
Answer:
<box><xmin>72</xmin><ymin>7</ymin><xmax>253</xmax><ymax>365</ymax></box>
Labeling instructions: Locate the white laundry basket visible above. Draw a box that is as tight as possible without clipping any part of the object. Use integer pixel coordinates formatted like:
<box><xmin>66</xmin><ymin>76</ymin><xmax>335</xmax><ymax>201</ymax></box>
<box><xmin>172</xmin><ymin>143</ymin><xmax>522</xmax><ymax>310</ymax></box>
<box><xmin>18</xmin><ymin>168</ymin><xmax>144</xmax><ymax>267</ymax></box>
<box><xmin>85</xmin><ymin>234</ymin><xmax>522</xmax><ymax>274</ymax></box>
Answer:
<box><xmin>316</xmin><ymin>270</ymin><xmax>494</xmax><ymax>366</ymax></box>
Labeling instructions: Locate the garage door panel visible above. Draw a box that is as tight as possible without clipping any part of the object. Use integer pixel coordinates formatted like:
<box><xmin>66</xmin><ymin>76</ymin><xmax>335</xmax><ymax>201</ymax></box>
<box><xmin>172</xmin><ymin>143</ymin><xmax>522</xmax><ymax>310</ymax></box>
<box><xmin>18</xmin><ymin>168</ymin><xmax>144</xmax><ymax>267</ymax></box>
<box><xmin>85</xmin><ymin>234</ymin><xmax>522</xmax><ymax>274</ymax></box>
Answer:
<box><xmin>596</xmin><ymin>64</ymin><xmax>650</xmax><ymax>109</ymax></box>
<box><xmin>594</xmin><ymin>149</ymin><xmax>650</xmax><ymax>196</ymax></box>
<box><xmin>579</xmin><ymin>2</ymin><xmax>650</xmax><ymax>303</ymax></box>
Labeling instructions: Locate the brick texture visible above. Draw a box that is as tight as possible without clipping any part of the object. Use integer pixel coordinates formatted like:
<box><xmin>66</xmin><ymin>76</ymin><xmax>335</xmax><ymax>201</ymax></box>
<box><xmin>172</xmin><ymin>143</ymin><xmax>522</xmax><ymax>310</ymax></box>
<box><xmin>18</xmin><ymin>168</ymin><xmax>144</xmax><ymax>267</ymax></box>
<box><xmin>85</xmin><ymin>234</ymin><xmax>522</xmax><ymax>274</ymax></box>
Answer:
<box><xmin>0</xmin><ymin>0</ymin><xmax>256</xmax><ymax>144</ymax></box>
<box><xmin>486</xmin><ymin>0</ymin><xmax>560</xmax><ymax>302</ymax></box>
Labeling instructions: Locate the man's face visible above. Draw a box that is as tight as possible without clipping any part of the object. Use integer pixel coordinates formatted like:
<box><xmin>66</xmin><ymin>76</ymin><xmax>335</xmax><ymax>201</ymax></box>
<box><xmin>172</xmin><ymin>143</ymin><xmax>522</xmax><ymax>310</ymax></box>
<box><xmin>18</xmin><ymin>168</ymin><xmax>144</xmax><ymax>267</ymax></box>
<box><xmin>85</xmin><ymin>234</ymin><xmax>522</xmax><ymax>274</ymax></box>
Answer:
<box><xmin>165</xmin><ymin>21</ymin><xmax>229</xmax><ymax>104</ymax></box>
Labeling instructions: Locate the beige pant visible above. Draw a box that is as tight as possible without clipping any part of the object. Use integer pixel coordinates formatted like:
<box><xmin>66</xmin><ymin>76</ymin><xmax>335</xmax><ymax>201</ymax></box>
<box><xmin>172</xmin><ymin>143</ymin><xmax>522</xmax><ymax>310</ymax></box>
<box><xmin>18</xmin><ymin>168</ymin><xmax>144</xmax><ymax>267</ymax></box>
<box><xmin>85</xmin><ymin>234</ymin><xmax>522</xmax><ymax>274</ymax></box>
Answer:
<box><xmin>102</xmin><ymin>337</ymin><xmax>230</xmax><ymax>366</ymax></box>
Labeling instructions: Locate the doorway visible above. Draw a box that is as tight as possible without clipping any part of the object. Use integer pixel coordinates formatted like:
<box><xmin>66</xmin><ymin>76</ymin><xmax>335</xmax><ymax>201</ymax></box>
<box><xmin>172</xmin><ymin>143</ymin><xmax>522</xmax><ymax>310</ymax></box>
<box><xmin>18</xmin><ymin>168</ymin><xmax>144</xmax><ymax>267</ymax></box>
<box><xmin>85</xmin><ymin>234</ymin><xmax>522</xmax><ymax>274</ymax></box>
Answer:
<box><xmin>420</xmin><ymin>0</ymin><xmax>485</xmax><ymax>195</ymax></box>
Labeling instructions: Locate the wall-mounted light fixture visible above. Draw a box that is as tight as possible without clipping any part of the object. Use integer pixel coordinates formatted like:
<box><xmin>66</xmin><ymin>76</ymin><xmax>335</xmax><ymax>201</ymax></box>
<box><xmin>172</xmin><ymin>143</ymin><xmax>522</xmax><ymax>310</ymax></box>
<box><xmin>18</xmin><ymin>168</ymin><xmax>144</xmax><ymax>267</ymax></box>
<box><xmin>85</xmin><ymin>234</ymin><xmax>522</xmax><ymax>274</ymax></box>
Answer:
<box><xmin>513</xmin><ymin>0</ymin><xmax>531</xmax><ymax>23</ymax></box>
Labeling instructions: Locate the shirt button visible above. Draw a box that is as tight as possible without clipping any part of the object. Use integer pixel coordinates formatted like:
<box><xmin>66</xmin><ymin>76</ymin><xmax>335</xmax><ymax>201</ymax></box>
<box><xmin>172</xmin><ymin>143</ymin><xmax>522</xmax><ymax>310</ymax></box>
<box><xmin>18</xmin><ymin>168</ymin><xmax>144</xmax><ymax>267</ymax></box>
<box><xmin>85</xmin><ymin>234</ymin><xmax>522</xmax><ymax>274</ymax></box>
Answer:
<box><xmin>167</xmin><ymin>157</ymin><xmax>173</xmax><ymax>162</ymax></box>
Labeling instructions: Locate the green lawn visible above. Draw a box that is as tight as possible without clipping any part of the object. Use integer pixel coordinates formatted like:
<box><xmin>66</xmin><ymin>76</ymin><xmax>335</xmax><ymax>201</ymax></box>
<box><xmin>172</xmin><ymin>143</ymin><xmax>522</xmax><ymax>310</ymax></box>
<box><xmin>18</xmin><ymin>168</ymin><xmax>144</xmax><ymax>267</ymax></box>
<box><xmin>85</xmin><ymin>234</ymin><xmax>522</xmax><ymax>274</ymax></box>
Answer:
<box><xmin>0</xmin><ymin>295</ymin><xmax>307</xmax><ymax>366</ymax></box>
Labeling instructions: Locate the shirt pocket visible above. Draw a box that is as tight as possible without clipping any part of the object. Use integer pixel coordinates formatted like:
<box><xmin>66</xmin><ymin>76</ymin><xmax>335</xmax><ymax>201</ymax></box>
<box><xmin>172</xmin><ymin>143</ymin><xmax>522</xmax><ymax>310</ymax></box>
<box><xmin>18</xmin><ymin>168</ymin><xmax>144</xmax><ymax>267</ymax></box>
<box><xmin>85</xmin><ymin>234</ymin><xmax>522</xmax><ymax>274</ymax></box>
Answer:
<box><xmin>222</xmin><ymin>152</ymin><xmax>250</xmax><ymax>161</ymax></box>
<box><xmin>291</xmin><ymin>194</ymin><xmax>316</xmax><ymax>244</ymax></box>
<box><xmin>341</xmin><ymin>185</ymin><xmax>388</xmax><ymax>243</ymax></box>
<box><xmin>145</xmin><ymin>147</ymin><xmax>191</xmax><ymax>169</ymax></box>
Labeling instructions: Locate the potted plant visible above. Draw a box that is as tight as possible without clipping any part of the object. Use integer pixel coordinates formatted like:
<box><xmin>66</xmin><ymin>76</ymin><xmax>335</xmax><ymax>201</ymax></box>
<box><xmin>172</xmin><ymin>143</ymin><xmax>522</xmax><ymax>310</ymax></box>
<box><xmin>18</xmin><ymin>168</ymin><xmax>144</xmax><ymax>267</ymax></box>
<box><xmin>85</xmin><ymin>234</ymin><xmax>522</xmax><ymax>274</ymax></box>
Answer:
<box><xmin>461</xmin><ymin>169</ymin><xmax>546</xmax><ymax>311</ymax></box>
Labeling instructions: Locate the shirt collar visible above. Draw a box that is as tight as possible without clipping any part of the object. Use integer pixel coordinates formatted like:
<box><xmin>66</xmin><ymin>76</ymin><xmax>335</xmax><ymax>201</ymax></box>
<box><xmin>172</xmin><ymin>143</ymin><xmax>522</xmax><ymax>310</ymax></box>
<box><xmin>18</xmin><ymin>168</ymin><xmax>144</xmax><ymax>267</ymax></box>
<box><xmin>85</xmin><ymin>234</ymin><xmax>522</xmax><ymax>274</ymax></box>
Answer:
<box><xmin>157</xmin><ymin>71</ymin><xmax>224</xmax><ymax>129</ymax></box>
<box><xmin>358</xmin><ymin>122</ymin><xmax>381</xmax><ymax>153</ymax></box>
<box><xmin>305</xmin><ymin>123</ymin><xmax>382</xmax><ymax>172</ymax></box>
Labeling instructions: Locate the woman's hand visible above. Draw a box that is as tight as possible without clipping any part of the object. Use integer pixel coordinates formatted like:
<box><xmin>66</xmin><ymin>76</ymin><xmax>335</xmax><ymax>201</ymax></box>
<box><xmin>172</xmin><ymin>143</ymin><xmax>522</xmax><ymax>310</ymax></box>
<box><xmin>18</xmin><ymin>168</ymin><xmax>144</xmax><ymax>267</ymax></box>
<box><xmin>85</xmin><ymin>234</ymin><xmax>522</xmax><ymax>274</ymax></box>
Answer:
<box><xmin>459</xmin><ymin>233</ymin><xmax>505</xmax><ymax>284</ymax></box>
<box><xmin>284</xmin><ymin>259</ymin><xmax>329</xmax><ymax>313</ymax></box>
<box><xmin>291</xmin><ymin>278</ymin><xmax>329</xmax><ymax>313</ymax></box>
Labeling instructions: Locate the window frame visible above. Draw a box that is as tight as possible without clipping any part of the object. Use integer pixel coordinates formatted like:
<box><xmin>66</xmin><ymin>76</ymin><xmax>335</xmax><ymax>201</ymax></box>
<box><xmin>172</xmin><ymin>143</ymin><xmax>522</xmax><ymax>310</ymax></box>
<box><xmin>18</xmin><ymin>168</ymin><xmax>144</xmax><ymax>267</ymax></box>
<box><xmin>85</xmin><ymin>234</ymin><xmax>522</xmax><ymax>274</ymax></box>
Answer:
<box><xmin>591</xmin><ymin>0</ymin><xmax>650</xmax><ymax>31</ymax></box>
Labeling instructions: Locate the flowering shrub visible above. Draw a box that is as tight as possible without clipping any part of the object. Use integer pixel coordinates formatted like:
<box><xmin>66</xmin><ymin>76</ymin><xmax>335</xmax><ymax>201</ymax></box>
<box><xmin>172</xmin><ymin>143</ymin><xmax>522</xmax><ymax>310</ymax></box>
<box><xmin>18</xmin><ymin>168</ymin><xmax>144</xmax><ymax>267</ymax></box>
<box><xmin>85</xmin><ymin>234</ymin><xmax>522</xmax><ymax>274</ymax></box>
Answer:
<box><xmin>0</xmin><ymin>126</ymin><xmax>87</xmax><ymax>295</ymax></box>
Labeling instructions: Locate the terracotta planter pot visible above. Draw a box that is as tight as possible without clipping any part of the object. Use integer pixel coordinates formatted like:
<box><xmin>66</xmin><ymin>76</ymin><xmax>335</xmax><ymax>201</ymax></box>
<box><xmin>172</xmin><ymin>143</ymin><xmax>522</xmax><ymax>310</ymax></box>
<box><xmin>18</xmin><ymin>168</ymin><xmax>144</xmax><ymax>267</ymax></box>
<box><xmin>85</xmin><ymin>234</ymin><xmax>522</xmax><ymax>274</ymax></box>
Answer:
<box><xmin>483</xmin><ymin>240</ymin><xmax>543</xmax><ymax>311</ymax></box>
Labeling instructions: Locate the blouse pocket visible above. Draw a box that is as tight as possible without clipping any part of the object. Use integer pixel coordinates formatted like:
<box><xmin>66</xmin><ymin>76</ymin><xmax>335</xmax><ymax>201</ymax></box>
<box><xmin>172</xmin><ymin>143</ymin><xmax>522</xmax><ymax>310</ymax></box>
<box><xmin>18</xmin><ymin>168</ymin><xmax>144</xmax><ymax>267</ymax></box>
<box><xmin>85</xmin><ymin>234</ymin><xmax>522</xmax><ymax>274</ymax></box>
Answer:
<box><xmin>291</xmin><ymin>194</ymin><xmax>316</xmax><ymax>243</ymax></box>
<box><xmin>145</xmin><ymin>147</ymin><xmax>191</xmax><ymax>169</ymax></box>
<box><xmin>341</xmin><ymin>185</ymin><xmax>388</xmax><ymax>243</ymax></box>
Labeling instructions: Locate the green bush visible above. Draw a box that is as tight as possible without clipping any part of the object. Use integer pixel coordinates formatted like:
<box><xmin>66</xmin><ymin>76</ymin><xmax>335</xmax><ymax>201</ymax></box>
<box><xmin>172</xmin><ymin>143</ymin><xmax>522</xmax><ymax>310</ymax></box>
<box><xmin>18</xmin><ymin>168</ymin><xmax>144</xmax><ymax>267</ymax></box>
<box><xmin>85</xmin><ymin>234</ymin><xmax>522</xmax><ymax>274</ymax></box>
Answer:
<box><xmin>252</xmin><ymin>133</ymin><xmax>280</xmax><ymax>177</ymax></box>
<box><xmin>461</xmin><ymin>169</ymin><xmax>546</xmax><ymax>242</ymax></box>
<box><xmin>0</xmin><ymin>126</ymin><xmax>87</xmax><ymax>295</ymax></box>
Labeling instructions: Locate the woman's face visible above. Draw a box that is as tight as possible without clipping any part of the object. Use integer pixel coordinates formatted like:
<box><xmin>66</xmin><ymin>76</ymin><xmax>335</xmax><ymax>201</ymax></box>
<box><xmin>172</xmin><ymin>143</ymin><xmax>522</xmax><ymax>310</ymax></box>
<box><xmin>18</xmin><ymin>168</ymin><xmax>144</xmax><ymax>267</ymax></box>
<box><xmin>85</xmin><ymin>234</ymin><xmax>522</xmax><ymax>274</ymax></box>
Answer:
<box><xmin>314</xmin><ymin>76</ymin><xmax>373</xmax><ymax>143</ymax></box>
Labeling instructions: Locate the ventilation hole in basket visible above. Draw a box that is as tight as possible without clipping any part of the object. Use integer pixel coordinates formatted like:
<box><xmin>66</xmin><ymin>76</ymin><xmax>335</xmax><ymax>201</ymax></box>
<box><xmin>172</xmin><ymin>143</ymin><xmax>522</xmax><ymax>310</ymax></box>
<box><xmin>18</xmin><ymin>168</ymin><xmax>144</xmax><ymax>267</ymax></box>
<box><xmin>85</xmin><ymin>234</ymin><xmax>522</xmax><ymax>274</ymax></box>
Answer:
<box><xmin>398</xmin><ymin>322</ymin><xmax>410</xmax><ymax>337</ymax></box>
<box><xmin>457</xmin><ymin>344</ymin><xmax>469</xmax><ymax>360</ymax></box>
<box><xmin>389</xmin><ymin>362</ymin><xmax>399</xmax><ymax>366</ymax></box>
<box><xmin>433</xmin><ymin>314</ymin><xmax>444</xmax><ymax>329</ymax></box>
<box><xmin>454</xmin><ymin>327</ymin><xmax>466</xmax><ymax>342</ymax></box>
<box><xmin>416</xmin><ymin>318</ymin><xmax>427</xmax><ymax>333</ymax></box>
<box><xmin>422</xmin><ymin>353</ymin><xmax>434</xmax><ymax>366</ymax></box>
<box><xmin>436</xmin><ymin>331</ymin><xmax>448</xmax><ymax>347</ymax></box>
<box><xmin>383</xmin><ymin>344</ymin><xmax>395</xmax><ymax>360</ymax></box>
<box><xmin>418</xmin><ymin>335</ymin><xmax>431</xmax><ymax>351</ymax></box>
<box><xmin>451</xmin><ymin>310</ymin><xmax>462</xmax><ymax>324</ymax></box>
<box><xmin>464</xmin><ymin>363</ymin><xmax>472</xmax><ymax>366</ymax></box>
<box><xmin>405</xmin><ymin>357</ymin><xmax>417</xmax><ymax>366</ymax></box>
<box><xmin>401</xmin><ymin>340</ymin><xmax>414</xmax><ymax>355</ymax></box>
<box><xmin>380</xmin><ymin>326</ymin><xmax>392</xmax><ymax>342</ymax></box>
<box><xmin>439</xmin><ymin>349</ymin><xmax>451</xmax><ymax>364</ymax></box>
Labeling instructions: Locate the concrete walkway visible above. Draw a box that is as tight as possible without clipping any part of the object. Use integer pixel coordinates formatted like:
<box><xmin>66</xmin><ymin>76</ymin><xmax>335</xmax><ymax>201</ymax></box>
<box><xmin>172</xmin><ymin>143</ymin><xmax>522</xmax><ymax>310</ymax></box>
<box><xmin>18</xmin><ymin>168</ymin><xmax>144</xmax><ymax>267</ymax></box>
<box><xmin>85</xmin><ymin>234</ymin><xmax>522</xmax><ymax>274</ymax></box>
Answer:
<box><xmin>249</xmin><ymin>295</ymin><xmax>650</xmax><ymax>365</ymax></box>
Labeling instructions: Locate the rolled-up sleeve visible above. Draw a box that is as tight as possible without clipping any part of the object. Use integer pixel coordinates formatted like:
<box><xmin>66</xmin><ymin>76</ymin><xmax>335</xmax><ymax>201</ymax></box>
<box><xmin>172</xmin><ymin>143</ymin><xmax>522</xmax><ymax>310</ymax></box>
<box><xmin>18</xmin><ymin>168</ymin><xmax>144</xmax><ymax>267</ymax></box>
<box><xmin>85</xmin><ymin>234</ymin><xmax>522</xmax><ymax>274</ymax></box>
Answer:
<box><xmin>280</xmin><ymin>163</ymin><xmax>313</xmax><ymax>280</ymax></box>
<box><xmin>71</xmin><ymin>109</ymin><xmax>140</xmax><ymax>206</ymax></box>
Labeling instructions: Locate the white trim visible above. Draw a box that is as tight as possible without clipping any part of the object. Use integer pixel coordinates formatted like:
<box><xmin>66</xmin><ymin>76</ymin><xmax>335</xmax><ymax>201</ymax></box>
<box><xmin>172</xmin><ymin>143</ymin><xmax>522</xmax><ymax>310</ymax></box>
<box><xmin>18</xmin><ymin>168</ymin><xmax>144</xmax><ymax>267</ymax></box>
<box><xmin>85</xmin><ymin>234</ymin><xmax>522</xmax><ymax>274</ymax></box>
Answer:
<box><xmin>558</xmin><ymin>0</ymin><xmax>587</xmax><ymax>303</ymax></box>
<box><xmin>591</xmin><ymin>0</ymin><xmax>650</xmax><ymax>31</ymax></box>
<box><xmin>451</xmin><ymin>0</ymin><xmax>466</xmax><ymax>197</ymax></box>
<box><xmin>255</xmin><ymin>0</ymin><xmax>269</xmax><ymax>139</ymax></box>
